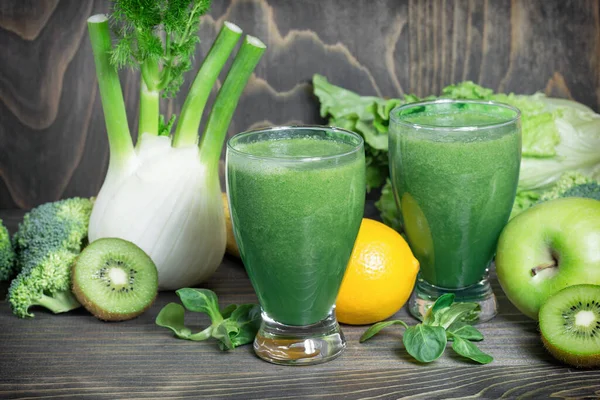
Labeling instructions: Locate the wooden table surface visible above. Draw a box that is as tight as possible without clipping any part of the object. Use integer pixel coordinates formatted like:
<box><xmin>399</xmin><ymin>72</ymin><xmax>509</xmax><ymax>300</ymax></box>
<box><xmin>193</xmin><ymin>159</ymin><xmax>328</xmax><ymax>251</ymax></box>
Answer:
<box><xmin>1</xmin><ymin>209</ymin><xmax>599</xmax><ymax>399</ymax></box>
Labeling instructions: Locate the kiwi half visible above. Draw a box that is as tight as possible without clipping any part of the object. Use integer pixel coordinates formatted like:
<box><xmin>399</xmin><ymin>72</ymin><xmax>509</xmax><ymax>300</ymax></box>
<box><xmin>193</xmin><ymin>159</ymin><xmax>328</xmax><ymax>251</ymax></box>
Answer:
<box><xmin>72</xmin><ymin>238</ymin><xmax>158</xmax><ymax>321</ymax></box>
<box><xmin>539</xmin><ymin>284</ymin><xmax>600</xmax><ymax>368</ymax></box>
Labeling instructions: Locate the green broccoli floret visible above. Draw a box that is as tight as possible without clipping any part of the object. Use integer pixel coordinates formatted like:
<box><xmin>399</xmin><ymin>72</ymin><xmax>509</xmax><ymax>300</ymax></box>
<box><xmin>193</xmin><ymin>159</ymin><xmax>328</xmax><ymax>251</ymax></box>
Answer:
<box><xmin>510</xmin><ymin>173</ymin><xmax>600</xmax><ymax>220</ymax></box>
<box><xmin>561</xmin><ymin>183</ymin><xmax>600</xmax><ymax>200</ymax></box>
<box><xmin>539</xmin><ymin>173</ymin><xmax>600</xmax><ymax>202</ymax></box>
<box><xmin>0</xmin><ymin>218</ymin><xmax>16</xmax><ymax>281</ymax></box>
<box><xmin>8</xmin><ymin>197</ymin><xmax>94</xmax><ymax>318</ymax></box>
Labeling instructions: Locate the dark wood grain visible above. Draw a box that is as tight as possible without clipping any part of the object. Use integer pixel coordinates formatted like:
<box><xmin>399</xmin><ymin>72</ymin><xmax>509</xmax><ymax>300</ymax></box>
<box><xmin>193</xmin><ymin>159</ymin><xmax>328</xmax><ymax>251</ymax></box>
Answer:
<box><xmin>1</xmin><ymin>0</ymin><xmax>599</xmax><ymax>209</ymax></box>
<box><xmin>1</xmin><ymin>210</ymin><xmax>599</xmax><ymax>399</ymax></box>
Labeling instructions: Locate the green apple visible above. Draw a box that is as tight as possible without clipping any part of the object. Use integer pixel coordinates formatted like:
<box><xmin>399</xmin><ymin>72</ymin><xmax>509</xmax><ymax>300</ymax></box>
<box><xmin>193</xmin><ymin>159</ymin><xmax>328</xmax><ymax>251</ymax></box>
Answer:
<box><xmin>496</xmin><ymin>197</ymin><xmax>600</xmax><ymax>320</ymax></box>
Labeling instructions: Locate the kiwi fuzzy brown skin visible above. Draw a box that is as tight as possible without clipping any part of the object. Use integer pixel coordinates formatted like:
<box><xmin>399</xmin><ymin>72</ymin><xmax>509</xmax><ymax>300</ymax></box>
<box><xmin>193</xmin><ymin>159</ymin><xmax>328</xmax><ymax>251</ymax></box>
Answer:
<box><xmin>539</xmin><ymin>284</ymin><xmax>600</xmax><ymax>368</ymax></box>
<box><xmin>71</xmin><ymin>238</ymin><xmax>158</xmax><ymax>322</ymax></box>
<box><xmin>541</xmin><ymin>334</ymin><xmax>600</xmax><ymax>368</ymax></box>
<box><xmin>72</xmin><ymin>280</ymin><xmax>157</xmax><ymax>322</ymax></box>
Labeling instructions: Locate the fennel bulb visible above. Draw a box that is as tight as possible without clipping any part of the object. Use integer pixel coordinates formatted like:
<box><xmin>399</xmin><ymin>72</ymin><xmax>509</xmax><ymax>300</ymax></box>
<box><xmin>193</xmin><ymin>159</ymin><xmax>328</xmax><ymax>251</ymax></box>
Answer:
<box><xmin>87</xmin><ymin>7</ymin><xmax>265</xmax><ymax>289</ymax></box>
<box><xmin>89</xmin><ymin>135</ymin><xmax>225</xmax><ymax>289</ymax></box>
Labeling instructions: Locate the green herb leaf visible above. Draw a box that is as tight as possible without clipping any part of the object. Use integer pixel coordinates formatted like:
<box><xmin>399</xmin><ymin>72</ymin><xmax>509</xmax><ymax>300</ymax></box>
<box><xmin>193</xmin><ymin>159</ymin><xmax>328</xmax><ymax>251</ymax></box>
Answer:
<box><xmin>156</xmin><ymin>302</ymin><xmax>212</xmax><ymax>341</ymax></box>
<box><xmin>225</xmin><ymin>304</ymin><xmax>261</xmax><ymax>348</ymax></box>
<box><xmin>359</xmin><ymin>320</ymin><xmax>409</xmax><ymax>343</ymax></box>
<box><xmin>402</xmin><ymin>325</ymin><xmax>447</xmax><ymax>363</ymax></box>
<box><xmin>176</xmin><ymin>288</ymin><xmax>222</xmax><ymax>323</ymax></box>
<box><xmin>157</xmin><ymin>289</ymin><xmax>260</xmax><ymax>350</ymax></box>
<box><xmin>423</xmin><ymin>293</ymin><xmax>455</xmax><ymax>325</ymax></box>
<box><xmin>359</xmin><ymin>292</ymin><xmax>493</xmax><ymax>364</ymax></box>
<box><xmin>447</xmin><ymin>322</ymin><xmax>484</xmax><ymax>341</ymax></box>
<box><xmin>187</xmin><ymin>327</ymin><xmax>213</xmax><ymax>341</ymax></box>
<box><xmin>434</xmin><ymin>302</ymin><xmax>480</xmax><ymax>329</ymax></box>
<box><xmin>450</xmin><ymin>336</ymin><xmax>493</xmax><ymax>364</ymax></box>
<box><xmin>213</xmin><ymin>323</ymin><xmax>235</xmax><ymax>350</ymax></box>
<box><xmin>220</xmin><ymin>304</ymin><xmax>238</xmax><ymax>319</ymax></box>
<box><xmin>155</xmin><ymin>302</ymin><xmax>191</xmax><ymax>339</ymax></box>
<box><xmin>228</xmin><ymin>304</ymin><xmax>261</xmax><ymax>326</ymax></box>
<box><xmin>432</xmin><ymin>293</ymin><xmax>456</xmax><ymax>312</ymax></box>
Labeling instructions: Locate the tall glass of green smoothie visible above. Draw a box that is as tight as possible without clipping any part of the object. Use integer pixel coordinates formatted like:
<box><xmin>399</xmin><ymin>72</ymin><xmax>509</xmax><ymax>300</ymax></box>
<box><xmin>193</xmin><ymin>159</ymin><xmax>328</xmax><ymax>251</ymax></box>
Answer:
<box><xmin>226</xmin><ymin>126</ymin><xmax>365</xmax><ymax>365</ymax></box>
<box><xmin>389</xmin><ymin>100</ymin><xmax>521</xmax><ymax>322</ymax></box>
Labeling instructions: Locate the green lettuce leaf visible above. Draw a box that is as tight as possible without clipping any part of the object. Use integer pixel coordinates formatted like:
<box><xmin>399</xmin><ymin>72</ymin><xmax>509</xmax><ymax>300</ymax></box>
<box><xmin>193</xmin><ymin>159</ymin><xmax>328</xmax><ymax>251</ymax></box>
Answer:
<box><xmin>518</xmin><ymin>107</ymin><xmax>600</xmax><ymax>190</ymax></box>
<box><xmin>493</xmin><ymin>94</ymin><xmax>560</xmax><ymax>157</ymax></box>
<box><xmin>443</xmin><ymin>83</ymin><xmax>561</xmax><ymax>158</ymax></box>
<box><xmin>314</xmin><ymin>74</ymin><xmax>404</xmax><ymax>191</ymax></box>
<box><xmin>441</xmin><ymin>81</ymin><xmax>494</xmax><ymax>99</ymax></box>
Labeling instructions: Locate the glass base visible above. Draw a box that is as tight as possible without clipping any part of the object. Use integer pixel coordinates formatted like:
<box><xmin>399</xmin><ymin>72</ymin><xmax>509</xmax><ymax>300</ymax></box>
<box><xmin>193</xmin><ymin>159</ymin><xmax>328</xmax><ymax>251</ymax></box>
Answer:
<box><xmin>408</xmin><ymin>273</ymin><xmax>497</xmax><ymax>323</ymax></box>
<box><xmin>253</xmin><ymin>310</ymin><xmax>346</xmax><ymax>366</ymax></box>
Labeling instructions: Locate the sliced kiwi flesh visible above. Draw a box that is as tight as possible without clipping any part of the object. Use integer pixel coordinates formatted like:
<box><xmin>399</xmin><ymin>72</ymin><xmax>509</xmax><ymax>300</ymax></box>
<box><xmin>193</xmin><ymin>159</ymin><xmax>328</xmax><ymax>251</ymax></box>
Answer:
<box><xmin>539</xmin><ymin>284</ymin><xmax>600</xmax><ymax>368</ymax></box>
<box><xmin>72</xmin><ymin>238</ymin><xmax>158</xmax><ymax>321</ymax></box>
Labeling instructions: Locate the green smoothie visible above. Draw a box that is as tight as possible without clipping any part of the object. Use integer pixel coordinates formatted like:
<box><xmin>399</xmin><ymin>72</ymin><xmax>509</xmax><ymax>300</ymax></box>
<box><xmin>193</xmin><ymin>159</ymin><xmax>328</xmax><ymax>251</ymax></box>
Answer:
<box><xmin>390</xmin><ymin>108</ymin><xmax>521</xmax><ymax>289</ymax></box>
<box><xmin>227</xmin><ymin>135</ymin><xmax>365</xmax><ymax>326</ymax></box>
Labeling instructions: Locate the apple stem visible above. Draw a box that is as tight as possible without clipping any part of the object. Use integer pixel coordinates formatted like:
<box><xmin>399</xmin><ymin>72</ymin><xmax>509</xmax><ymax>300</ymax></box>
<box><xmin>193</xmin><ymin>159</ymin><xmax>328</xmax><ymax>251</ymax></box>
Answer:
<box><xmin>531</xmin><ymin>262</ymin><xmax>557</xmax><ymax>276</ymax></box>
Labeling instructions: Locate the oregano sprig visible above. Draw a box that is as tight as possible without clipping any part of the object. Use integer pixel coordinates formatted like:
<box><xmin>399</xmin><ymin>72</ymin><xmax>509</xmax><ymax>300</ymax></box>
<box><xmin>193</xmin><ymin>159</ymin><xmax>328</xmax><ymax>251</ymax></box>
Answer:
<box><xmin>359</xmin><ymin>293</ymin><xmax>493</xmax><ymax>364</ymax></box>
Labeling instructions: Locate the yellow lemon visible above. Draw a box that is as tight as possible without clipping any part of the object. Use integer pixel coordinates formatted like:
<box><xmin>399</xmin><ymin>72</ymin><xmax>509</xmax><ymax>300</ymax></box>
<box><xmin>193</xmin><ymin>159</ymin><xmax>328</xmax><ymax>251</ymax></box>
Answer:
<box><xmin>336</xmin><ymin>218</ymin><xmax>419</xmax><ymax>325</ymax></box>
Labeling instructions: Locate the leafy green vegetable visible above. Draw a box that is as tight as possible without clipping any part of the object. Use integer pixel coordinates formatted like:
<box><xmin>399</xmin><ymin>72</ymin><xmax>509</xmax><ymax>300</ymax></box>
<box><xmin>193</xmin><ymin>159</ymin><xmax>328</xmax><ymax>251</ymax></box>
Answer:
<box><xmin>441</xmin><ymin>82</ymin><xmax>563</xmax><ymax>158</ymax></box>
<box><xmin>403</xmin><ymin>325</ymin><xmax>447</xmax><ymax>363</ymax></box>
<box><xmin>442</xmin><ymin>82</ymin><xmax>600</xmax><ymax>193</ymax></box>
<box><xmin>0</xmin><ymin>218</ymin><xmax>16</xmax><ymax>282</ymax></box>
<box><xmin>313</xmin><ymin>74</ymin><xmax>407</xmax><ymax>191</ymax></box>
<box><xmin>215</xmin><ymin>304</ymin><xmax>261</xmax><ymax>351</ymax></box>
<box><xmin>7</xmin><ymin>198</ymin><xmax>94</xmax><ymax>318</ymax></box>
<box><xmin>428</xmin><ymin>293</ymin><xmax>455</xmax><ymax>316</ymax></box>
<box><xmin>313</xmin><ymin>75</ymin><xmax>600</xmax><ymax>229</ymax></box>
<box><xmin>155</xmin><ymin>288</ymin><xmax>260</xmax><ymax>350</ymax></box>
<box><xmin>450</xmin><ymin>336</ymin><xmax>494</xmax><ymax>364</ymax></box>
<box><xmin>447</xmin><ymin>322</ymin><xmax>484</xmax><ymax>341</ymax></box>
<box><xmin>177</xmin><ymin>287</ymin><xmax>222</xmax><ymax>321</ymax></box>
<box><xmin>360</xmin><ymin>294</ymin><xmax>493</xmax><ymax>364</ymax></box>
<box><xmin>155</xmin><ymin>303</ymin><xmax>196</xmax><ymax>339</ymax></box>
<box><xmin>432</xmin><ymin>302</ymin><xmax>479</xmax><ymax>329</ymax></box>
<box><xmin>359</xmin><ymin>320</ymin><xmax>408</xmax><ymax>342</ymax></box>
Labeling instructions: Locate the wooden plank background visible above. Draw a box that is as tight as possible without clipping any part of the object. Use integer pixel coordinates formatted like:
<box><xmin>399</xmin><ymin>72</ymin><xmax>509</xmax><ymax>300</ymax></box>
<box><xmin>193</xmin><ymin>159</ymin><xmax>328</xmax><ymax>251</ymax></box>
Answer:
<box><xmin>0</xmin><ymin>0</ymin><xmax>599</xmax><ymax>210</ymax></box>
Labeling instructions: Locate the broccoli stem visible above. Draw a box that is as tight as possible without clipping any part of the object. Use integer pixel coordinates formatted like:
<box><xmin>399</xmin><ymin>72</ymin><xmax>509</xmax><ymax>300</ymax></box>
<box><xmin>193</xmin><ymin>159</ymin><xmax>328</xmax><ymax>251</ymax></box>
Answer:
<box><xmin>172</xmin><ymin>22</ymin><xmax>243</xmax><ymax>148</ymax></box>
<box><xmin>87</xmin><ymin>15</ymin><xmax>135</xmax><ymax>168</ymax></box>
<box><xmin>35</xmin><ymin>291</ymin><xmax>81</xmax><ymax>314</ymax></box>
<box><xmin>198</xmin><ymin>35</ymin><xmax>266</xmax><ymax>171</ymax></box>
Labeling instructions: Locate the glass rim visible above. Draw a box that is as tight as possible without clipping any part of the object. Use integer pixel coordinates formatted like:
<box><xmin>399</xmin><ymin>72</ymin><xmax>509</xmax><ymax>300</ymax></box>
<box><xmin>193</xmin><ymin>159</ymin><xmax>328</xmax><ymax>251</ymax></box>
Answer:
<box><xmin>389</xmin><ymin>99</ymin><xmax>521</xmax><ymax>132</ymax></box>
<box><xmin>226</xmin><ymin>125</ymin><xmax>364</xmax><ymax>162</ymax></box>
